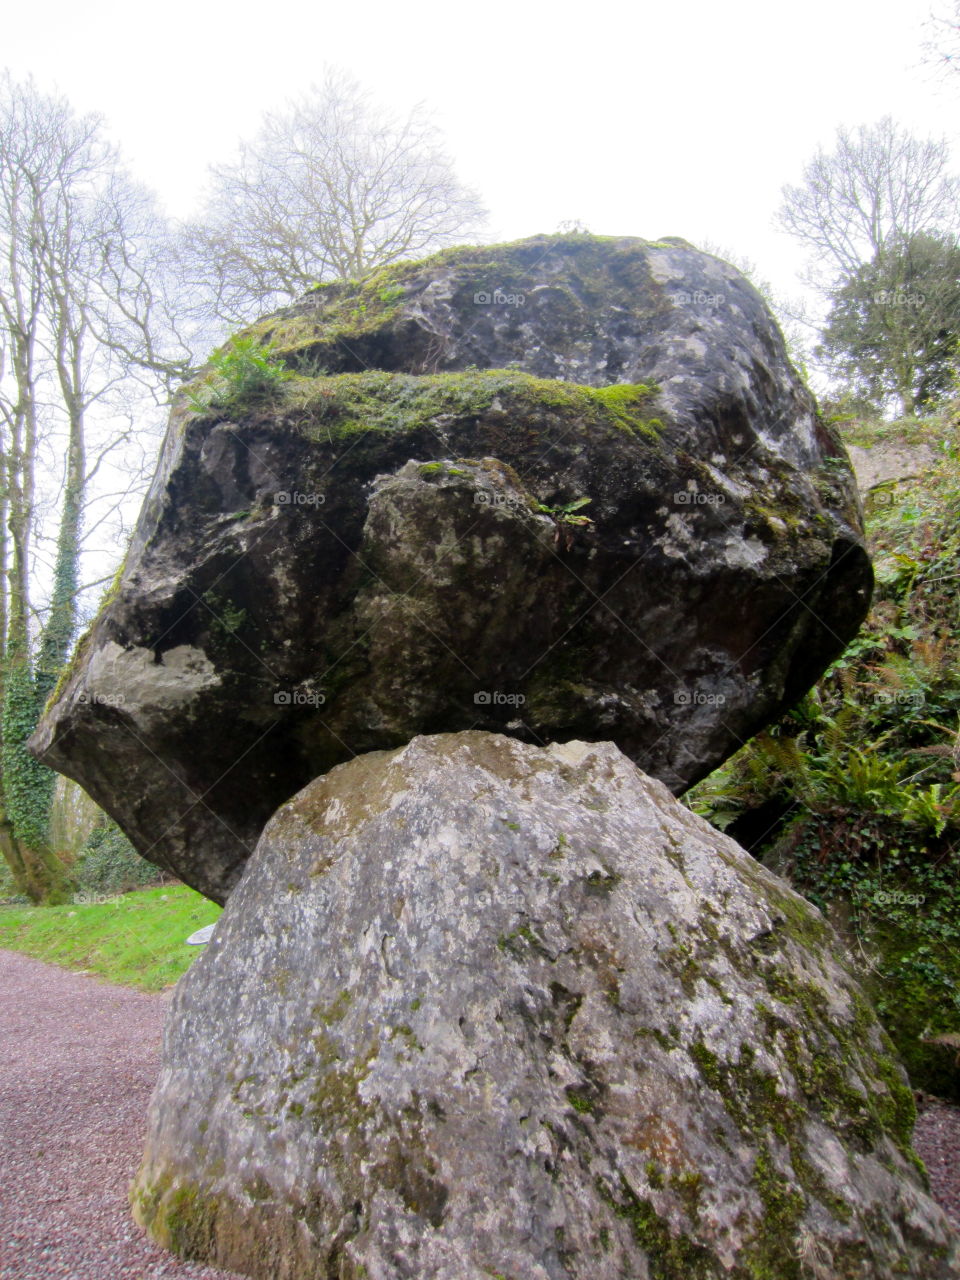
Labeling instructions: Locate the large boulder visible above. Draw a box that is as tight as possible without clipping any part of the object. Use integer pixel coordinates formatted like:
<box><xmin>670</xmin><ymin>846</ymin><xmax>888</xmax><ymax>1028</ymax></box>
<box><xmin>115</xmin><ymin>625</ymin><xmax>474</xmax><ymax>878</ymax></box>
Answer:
<box><xmin>31</xmin><ymin>235</ymin><xmax>871</xmax><ymax>902</ymax></box>
<box><xmin>132</xmin><ymin>733</ymin><xmax>957</xmax><ymax>1279</ymax></box>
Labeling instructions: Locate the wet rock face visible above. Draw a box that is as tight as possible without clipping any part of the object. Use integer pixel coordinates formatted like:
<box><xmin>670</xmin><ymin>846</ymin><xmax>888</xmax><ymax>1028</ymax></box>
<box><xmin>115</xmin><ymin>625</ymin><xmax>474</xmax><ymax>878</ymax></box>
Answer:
<box><xmin>131</xmin><ymin>734</ymin><xmax>958</xmax><ymax>1280</ymax></box>
<box><xmin>31</xmin><ymin>235</ymin><xmax>871</xmax><ymax>902</ymax></box>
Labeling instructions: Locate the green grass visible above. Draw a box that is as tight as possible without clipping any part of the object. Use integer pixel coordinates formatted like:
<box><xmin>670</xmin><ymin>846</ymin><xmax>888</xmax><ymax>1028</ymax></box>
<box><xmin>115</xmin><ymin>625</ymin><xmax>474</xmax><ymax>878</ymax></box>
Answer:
<box><xmin>829</xmin><ymin>410</ymin><xmax>950</xmax><ymax>450</ymax></box>
<box><xmin>0</xmin><ymin>884</ymin><xmax>221</xmax><ymax>991</ymax></box>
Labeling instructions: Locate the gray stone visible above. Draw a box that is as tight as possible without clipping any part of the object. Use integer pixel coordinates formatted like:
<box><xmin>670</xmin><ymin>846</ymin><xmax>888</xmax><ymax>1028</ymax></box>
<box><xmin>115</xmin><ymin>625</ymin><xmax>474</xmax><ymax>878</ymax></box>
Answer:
<box><xmin>132</xmin><ymin>733</ymin><xmax>957</xmax><ymax>1279</ymax></box>
<box><xmin>846</xmin><ymin>441</ymin><xmax>935</xmax><ymax>495</ymax></box>
<box><xmin>31</xmin><ymin>235</ymin><xmax>871</xmax><ymax>903</ymax></box>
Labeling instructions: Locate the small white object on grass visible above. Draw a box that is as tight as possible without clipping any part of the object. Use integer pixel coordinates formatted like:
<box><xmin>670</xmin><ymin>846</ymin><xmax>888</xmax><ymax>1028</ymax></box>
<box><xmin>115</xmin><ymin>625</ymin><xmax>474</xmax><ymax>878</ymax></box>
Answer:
<box><xmin>186</xmin><ymin>923</ymin><xmax>216</xmax><ymax>946</ymax></box>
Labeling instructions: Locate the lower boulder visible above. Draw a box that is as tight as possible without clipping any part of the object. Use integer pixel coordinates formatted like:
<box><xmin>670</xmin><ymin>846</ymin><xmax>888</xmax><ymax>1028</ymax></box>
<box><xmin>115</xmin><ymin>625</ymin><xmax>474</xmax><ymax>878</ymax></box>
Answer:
<box><xmin>132</xmin><ymin>733</ymin><xmax>958</xmax><ymax>1279</ymax></box>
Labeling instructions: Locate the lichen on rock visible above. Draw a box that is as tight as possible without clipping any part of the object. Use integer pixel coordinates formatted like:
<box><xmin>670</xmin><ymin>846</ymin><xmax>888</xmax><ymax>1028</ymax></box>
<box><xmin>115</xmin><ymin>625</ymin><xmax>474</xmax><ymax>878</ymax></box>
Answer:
<box><xmin>131</xmin><ymin>733</ymin><xmax>957</xmax><ymax>1279</ymax></box>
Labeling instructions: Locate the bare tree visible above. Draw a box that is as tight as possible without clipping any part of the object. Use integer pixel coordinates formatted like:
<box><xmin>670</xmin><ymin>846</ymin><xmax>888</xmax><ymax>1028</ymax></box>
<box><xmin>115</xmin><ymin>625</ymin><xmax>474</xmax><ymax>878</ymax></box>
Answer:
<box><xmin>181</xmin><ymin>70</ymin><xmax>486</xmax><ymax>328</ymax></box>
<box><xmin>924</xmin><ymin>2</ymin><xmax>960</xmax><ymax>77</ymax></box>
<box><xmin>776</xmin><ymin>117</ymin><xmax>960</xmax><ymax>292</ymax></box>
<box><xmin>0</xmin><ymin>74</ymin><xmax>188</xmax><ymax>902</ymax></box>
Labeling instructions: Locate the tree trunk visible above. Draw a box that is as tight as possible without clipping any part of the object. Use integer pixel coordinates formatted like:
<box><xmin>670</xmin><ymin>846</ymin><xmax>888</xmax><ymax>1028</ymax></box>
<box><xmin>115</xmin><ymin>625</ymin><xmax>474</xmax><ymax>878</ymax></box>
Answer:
<box><xmin>0</xmin><ymin>813</ymin><xmax>71</xmax><ymax>904</ymax></box>
<box><xmin>36</xmin><ymin>311</ymin><xmax>85</xmax><ymax>704</ymax></box>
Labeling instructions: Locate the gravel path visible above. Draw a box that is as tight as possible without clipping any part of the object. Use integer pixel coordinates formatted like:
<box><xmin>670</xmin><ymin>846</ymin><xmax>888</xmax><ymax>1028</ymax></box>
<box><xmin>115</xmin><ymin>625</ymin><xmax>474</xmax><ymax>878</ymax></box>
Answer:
<box><xmin>0</xmin><ymin>948</ymin><xmax>957</xmax><ymax>1279</ymax></box>
<box><xmin>915</xmin><ymin>1096</ymin><xmax>960</xmax><ymax>1233</ymax></box>
<box><xmin>0</xmin><ymin>949</ymin><xmax>244</xmax><ymax>1280</ymax></box>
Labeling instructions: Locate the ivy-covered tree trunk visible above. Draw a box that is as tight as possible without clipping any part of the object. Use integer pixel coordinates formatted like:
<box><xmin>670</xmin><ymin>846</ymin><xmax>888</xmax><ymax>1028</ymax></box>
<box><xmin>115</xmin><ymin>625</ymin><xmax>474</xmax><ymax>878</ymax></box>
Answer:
<box><xmin>5</xmin><ymin>356</ymin><xmax>88</xmax><ymax>903</ymax></box>
<box><xmin>0</xmin><ymin>296</ymin><xmax>70</xmax><ymax>902</ymax></box>
<box><xmin>0</xmin><ymin>401</ymin><xmax>76</xmax><ymax>900</ymax></box>
<box><xmin>0</xmin><ymin>675</ymin><xmax>69</xmax><ymax>898</ymax></box>
<box><xmin>0</xmin><ymin>652</ymin><xmax>71</xmax><ymax>903</ymax></box>
<box><xmin>35</xmin><ymin>313</ymin><xmax>85</xmax><ymax>705</ymax></box>
<box><xmin>0</xmin><ymin>594</ymin><xmax>73</xmax><ymax>906</ymax></box>
<box><xmin>0</xmin><ymin>78</ymin><xmax>89</xmax><ymax>903</ymax></box>
<box><xmin>0</xmin><ymin>496</ymin><xmax>37</xmax><ymax>898</ymax></box>
<box><xmin>0</xmin><ymin>455</ymin><xmax>73</xmax><ymax>903</ymax></box>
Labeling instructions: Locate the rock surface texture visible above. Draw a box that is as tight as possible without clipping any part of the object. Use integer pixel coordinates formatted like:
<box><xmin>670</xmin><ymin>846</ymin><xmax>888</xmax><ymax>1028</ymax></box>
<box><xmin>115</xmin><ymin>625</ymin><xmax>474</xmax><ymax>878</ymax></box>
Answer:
<box><xmin>132</xmin><ymin>733</ymin><xmax>957</xmax><ymax>1280</ymax></box>
<box><xmin>31</xmin><ymin>235</ymin><xmax>872</xmax><ymax>902</ymax></box>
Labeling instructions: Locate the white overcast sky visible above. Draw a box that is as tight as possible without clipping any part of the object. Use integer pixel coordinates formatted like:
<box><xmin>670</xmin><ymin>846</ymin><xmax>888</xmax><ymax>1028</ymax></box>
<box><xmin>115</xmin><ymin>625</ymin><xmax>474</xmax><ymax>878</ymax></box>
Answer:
<box><xmin>2</xmin><ymin>0</ymin><xmax>955</xmax><ymax>303</ymax></box>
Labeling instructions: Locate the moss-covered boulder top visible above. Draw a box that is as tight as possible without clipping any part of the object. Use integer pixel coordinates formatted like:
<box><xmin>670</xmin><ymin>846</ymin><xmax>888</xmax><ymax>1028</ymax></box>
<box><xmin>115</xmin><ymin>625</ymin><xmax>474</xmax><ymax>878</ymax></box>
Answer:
<box><xmin>247</xmin><ymin>231</ymin><xmax>832</xmax><ymax>462</ymax></box>
<box><xmin>132</xmin><ymin>733</ymin><xmax>958</xmax><ymax>1279</ymax></box>
<box><xmin>31</xmin><ymin>234</ymin><xmax>871</xmax><ymax>903</ymax></box>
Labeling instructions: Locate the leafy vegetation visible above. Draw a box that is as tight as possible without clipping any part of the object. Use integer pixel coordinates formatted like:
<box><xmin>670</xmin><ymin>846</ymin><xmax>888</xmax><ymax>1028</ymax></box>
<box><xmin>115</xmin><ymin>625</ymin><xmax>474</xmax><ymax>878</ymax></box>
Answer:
<box><xmin>687</xmin><ymin>405</ymin><xmax>960</xmax><ymax>1096</ymax></box>
<box><xmin>73</xmin><ymin>821</ymin><xmax>163</xmax><ymax>896</ymax></box>
<box><xmin>0</xmin><ymin>813</ymin><xmax>163</xmax><ymax>907</ymax></box>
<box><xmin>1</xmin><ymin>656</ymin><xmax>65</xmax><ymax>884</ymax></box>
<box><xmin>187</xmin><ymin>335</ymin><xmax>293</xmax><ymax>414</ymax></box>
<box><xmin>818</xmin><ymin>231</ymin><xmax>960</xmax><ymax>415</ymax></box>
<box><xmin>0</xmin><ymin>884</ymin><xmax>220</xmax><ymax>990</ymax></box>
<box><xmin>534</xmin><ymin>496</ymin><xmax>593</xmax><ymax>525</ymax></box>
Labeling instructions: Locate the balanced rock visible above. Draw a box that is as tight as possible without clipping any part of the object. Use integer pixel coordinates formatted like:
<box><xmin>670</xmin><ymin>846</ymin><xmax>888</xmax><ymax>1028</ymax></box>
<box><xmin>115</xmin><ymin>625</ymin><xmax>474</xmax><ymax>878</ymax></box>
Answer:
<box><xmin>132</xmin><ymin>733</ymin><xmax>957</xmax><ymax>1279</ymax></box>
<box><xmin>31</xmin><ymin>235</ymin><xmax>871</xmax><ymax>902</ymax></box>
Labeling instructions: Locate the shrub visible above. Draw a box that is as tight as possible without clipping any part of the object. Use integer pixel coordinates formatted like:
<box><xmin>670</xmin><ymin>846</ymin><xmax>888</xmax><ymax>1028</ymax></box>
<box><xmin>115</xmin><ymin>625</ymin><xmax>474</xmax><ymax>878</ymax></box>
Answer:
<box><xmin>687</xmin><ymin>407</ymin><xmax>960</xmax><ymax>1097</ymax></box>
<box><xmin>74</xmin><ymin>822</ymin><xmax>164</xmax><ymax>895</ymax></box>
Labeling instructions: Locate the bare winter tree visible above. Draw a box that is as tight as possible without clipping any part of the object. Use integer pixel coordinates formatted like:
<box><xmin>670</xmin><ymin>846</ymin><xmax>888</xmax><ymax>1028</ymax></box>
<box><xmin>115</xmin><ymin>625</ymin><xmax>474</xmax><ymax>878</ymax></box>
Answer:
<box><xmin>181</xmin><ymin>70</ymin><xmax>487</xmax><ymax>329</ymax></box>
<box><xmin>0</xmin><ymin>73</ymin><xmax>189</xmax><ymax>901</ymax></box>
<box><xmin>924</xmin><ymin>1</ymin><xmax>960</xmax><ymax>77</ymax></box>
<box><xmin>776</xmin><ymin>117</ymin><xmax>960</xmax><ymax>292</ymax></box>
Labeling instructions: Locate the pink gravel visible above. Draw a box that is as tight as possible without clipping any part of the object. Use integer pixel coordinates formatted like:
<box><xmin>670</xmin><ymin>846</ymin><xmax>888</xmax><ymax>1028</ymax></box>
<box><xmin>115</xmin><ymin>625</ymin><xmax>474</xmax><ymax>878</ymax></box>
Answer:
<box><xmin>0</xmin><ymin>948</ymin><xmax>958</xmax><ymax>1280</ymax></box>
<box><xmin>916</xmin><ymin>1096</ymin><xmax>960</xmax><ymax>1233</ymax></box>
<box><xmin>0</xmin><ymin>949</ymin><xmax>244</xmax><ymax>1280</ymax></box>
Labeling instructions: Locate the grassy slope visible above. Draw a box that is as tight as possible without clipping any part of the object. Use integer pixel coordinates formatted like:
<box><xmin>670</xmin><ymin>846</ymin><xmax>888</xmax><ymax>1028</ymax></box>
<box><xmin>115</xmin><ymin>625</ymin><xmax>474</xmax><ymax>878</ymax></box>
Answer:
<box><xmin>0</xmin><ymin>884</ymin><xmax>221</xmax><ymax>991</ymax></box>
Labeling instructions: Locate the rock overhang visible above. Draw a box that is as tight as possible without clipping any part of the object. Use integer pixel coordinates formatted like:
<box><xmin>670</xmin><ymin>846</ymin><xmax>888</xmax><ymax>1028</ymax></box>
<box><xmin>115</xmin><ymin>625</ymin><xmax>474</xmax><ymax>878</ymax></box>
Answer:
<box><xmin>30</xmin><ymin>234</ymin><xmax>872</xmax><ymax>903</ymax></box>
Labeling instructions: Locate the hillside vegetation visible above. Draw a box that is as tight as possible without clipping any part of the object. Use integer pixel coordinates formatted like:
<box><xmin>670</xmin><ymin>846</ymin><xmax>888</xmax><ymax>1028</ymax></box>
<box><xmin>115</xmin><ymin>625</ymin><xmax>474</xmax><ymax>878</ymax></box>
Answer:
<box><xmin>689</xmin><ymin>405</ymin><xmax>960</xmax><ymax>1096</ymax></box>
